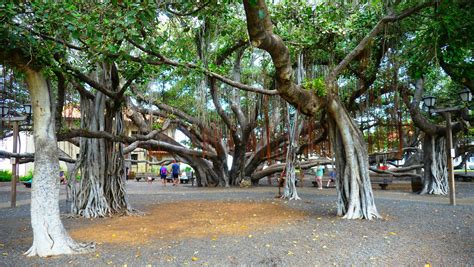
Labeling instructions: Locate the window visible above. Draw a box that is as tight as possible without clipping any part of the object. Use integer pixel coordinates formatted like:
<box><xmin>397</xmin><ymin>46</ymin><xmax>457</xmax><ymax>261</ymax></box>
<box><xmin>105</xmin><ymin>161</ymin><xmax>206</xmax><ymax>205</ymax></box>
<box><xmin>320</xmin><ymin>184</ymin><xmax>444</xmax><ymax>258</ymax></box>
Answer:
<box><xmin>131</xmin><ymin>154</ymin><xmax>138</xmax><ymax>165</ymax></box>
<box><xmin>76</xmin><ymin>153</ymin><xmax>80</xmax><ymax>159</ymax></box>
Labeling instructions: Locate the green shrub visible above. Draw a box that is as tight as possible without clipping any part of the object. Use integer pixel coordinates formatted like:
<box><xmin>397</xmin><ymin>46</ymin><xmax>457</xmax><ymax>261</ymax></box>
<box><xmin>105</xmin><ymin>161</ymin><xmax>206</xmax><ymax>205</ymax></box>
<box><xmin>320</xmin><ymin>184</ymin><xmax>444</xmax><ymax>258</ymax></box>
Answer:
<box><xmin>0</xmin><ymin>170</ymin><xmax>12</xmax><ymax>182</ymax></box>
<box><xmin>20</xmin><ymin>170</ymin><xmax>34</xmax><ymax>181</ymax></box>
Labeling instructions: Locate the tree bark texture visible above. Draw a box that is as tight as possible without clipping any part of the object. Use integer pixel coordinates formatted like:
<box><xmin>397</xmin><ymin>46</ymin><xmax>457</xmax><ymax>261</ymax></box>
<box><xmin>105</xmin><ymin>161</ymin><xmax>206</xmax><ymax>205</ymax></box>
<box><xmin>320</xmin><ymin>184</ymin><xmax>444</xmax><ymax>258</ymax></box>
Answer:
<box><xmin>24</xmin><ymin>69</ymin><xmax>92</xmax><ymax>256</ymax></box>
<box><xmin>71</xmin><ymin>64</ymin><xmax>131</xmax><ymax>217</ymax></box>
<box><xmin>420</xmin><ymin>134</ymin><xmax>448</xmax><ymax>195</ymax></box>
<box><xmin>328</xmin><ymin>98</ymin><xmax>380</xmax><ymax>219</ymax></box>
<box><xmin>281</xmin><ymin>103</ymin><xmax>302</xmax><ymax>200</ymax></box>
<box><xmin>243</xmin><ymin>0</ymin><xmax>381</xmax><ymax>219</ymax></box>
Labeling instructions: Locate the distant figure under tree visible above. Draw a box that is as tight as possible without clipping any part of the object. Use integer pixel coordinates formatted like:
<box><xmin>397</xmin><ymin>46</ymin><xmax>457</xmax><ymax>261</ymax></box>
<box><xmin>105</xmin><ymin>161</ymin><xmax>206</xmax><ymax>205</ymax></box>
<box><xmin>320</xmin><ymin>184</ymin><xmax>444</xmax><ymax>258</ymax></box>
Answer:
<box><xmin>327</xmin><ymin>169</ymin><xmax>336</xmax><ymax>188</ymax></box>
<box><xmin>160</xmin><ymin>164</ymin><xmax>168</xmax><ymax>186</ymax></box>
<box><xmin>171</xmin><ymin>160</ymin><xmax>180</xmax><ymax>186</ymax></box>
<box><xmin>59</xmin><ymin>171</ymin><xmax>66</xmax><ymax>184</ymax></box>
<box><xmin>314</xmin><ymin>165</ymin><xmax>324</xmax><ymax>190</ymax></box>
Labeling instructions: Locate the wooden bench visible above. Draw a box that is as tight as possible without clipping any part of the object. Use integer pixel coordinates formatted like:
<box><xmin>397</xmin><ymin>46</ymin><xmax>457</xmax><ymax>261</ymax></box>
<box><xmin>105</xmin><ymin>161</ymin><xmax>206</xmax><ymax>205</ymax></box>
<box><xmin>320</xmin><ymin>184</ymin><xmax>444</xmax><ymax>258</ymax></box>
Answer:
<box><xmin>134</xmin><ymin>172</ymin><xmax>159</xmax><ymax>182</ymax></box>
<box><xmin>369</xmin><ymin>173</ymin><xmax>395</xmax><ymax>190</ymax></box>
<box><xmin>23</xmin><ymin>181</ymin><xmax>32</xmax><ymax>188</ymax></box>
<box><xmin>371</xmin><ymin>178</ymin><xmax>393</xmax><ymax>190</ymax></box>
<box><xmin>454</xmin><ymin>173</ymin><xmax>473</xmax><ymax>182</ymax></box>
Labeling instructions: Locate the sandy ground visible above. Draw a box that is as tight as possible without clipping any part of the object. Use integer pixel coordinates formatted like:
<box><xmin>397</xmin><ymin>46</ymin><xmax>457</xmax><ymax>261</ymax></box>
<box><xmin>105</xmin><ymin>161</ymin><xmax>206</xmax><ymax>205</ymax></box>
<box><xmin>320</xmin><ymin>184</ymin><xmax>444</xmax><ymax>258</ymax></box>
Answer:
<box><xmin>0</xmin><ymin>179</ymin><xmax>473</xmax><ymax>266</ymax></box>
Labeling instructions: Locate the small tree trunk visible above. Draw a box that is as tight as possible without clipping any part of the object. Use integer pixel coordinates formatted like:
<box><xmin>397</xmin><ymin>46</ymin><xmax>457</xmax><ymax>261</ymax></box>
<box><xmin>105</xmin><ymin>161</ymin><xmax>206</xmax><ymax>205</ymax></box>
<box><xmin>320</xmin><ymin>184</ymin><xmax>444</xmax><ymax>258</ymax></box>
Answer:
<box><xmin>25</xmin><ymin>69</ymin><xmax>92</xmax><ymax>257</ymax></box>
<box><xmin>328</xmin><ymin>99</ymin><xmax>380</xmax><ymax>220</ymax></box>
<box><xmin>420</xmin><ymin>134</ymin><xmax>448</xmax><ymax>195</ymax></box>
<box><xmin>282</xmin><ymin>103</ymin><xmax>301</xmax><ymax>200</ymax></box>
<box><xmin>103</xmin><ymin>109</ymin><xmax>130</xmax><ymax>212</ymax></box>
<box><xmin>71</xmin><ymin>93</ymin><xmax>111</xmax><ymax>217</ymax></box>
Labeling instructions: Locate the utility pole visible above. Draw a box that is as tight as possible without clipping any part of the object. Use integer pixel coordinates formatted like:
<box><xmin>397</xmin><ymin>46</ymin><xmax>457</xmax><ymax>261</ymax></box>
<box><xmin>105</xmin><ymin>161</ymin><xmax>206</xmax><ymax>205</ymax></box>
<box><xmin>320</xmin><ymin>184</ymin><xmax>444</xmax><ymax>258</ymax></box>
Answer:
<box><xmin>445</xmin><ymin>113</ymin><xmax>455</xmax><ymax>206</ymax></box>
<box><xmin>11</xmin><ymin>121</ymin><xmax>19</xmax><ymax>208</ymax></box>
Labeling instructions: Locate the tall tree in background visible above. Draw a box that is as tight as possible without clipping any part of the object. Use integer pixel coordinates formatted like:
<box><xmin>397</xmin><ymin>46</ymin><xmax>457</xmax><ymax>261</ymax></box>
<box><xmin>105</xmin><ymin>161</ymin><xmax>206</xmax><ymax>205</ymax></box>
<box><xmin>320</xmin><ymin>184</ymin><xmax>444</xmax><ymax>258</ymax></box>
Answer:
<box><xmin>243</xmin><ymin>0</ymin><xmax>436</xmax><ymax>219</ymax></box>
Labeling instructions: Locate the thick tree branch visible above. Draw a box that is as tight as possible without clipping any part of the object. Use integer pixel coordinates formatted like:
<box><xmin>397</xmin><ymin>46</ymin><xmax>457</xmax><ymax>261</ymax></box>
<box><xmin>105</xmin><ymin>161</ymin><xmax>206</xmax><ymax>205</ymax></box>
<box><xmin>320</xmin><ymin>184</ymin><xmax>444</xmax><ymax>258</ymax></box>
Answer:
<box><xmin>401</xmin><ymin>80</ymin><xmax>462</xmax><ymax>136</ymax></box>
<box><xmin>243</xmin><ymin>0</ymin><xmax>323</xmax><ymax>116</ymax></box>
<box><xmin>369</xmin><ymin>167</ymin><xmax>422</xmax><ymax>178</ymax></box>
<box><xmin>0</xmin><ymin>150</ymin><xmax>76</xmax><ymax>164</ymax></box>
<box><xmin>71</xmin><ymin>80</ymin><xmax>95</xmax><ymax>100</ymax></box>
<box><xmin>328</xmin><ymin>1</ymin><xmax>435</xmax><ymax>84</ymax></box>
<box><xmin>251</xmin><ymin>159</ymin><xmax>333</xmax><ymax>181</ymax></box>
<box><xmin>125</xmin><ymin>38</ymin><xmax>278</xmax><ymax>96</ymax></box>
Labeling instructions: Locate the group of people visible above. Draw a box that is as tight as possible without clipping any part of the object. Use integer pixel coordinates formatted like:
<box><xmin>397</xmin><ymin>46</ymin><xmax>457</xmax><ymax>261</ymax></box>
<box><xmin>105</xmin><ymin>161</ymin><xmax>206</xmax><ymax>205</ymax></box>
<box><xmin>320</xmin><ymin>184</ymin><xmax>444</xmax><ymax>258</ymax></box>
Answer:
<box><xmin>276</xmin><ymin>165</ymin><xmax>336</xmax><ymax>189</ymax></box>
<box><xmin>158</xmin><ymin>160</ymin><xmax>181</xmax><ymax>186</ymax></box>
<box><xmin>314</xmin><ymin>165</ymin><xmax>336</xmax><ymax>189</ymax></box>
<box><xmin>60</xmin><ymin>160</ymin><xmax>184</xmax><ymax>186</ymax></box>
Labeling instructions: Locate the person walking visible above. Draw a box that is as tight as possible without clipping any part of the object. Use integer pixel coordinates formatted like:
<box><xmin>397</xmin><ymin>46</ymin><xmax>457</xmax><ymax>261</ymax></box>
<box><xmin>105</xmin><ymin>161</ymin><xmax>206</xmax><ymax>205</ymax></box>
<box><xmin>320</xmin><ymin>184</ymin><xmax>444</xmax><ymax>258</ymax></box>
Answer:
<box><xmin>171</xmin><ymin>160</ymin><xmax>180</xmax><ymax>186</ymax></box>
<box><xmin>327</xmin><ymin>168</ymin><xmax>336</xmax><ymax>187</ymax></box>
<box><xmin>314</xmin><ymin>165</ymin><xmax>324</xmax><ymax>190</ymax></box>
<box><xmin>59</xmin><ymin>171</ymin><xmax>66</xmax><ymax>184</ymax></box>
<box><xmin>160</xmin><ymin>164</ymin><xmax>168</xmax><ymax>186</ymax></box>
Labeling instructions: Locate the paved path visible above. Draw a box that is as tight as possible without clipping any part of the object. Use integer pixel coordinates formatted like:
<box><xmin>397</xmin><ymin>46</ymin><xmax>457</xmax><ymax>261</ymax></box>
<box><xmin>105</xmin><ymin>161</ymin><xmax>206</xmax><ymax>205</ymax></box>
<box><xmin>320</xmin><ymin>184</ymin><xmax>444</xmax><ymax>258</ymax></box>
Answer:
<box><xmin>1</xmin><ymin>181</ymin><xmax>473</xmax><ymax>209</ymax></box>
<box><xmin>0</xmin><ymin>180</ymin><xmax>473</xmax><ymax>266</ymax></box>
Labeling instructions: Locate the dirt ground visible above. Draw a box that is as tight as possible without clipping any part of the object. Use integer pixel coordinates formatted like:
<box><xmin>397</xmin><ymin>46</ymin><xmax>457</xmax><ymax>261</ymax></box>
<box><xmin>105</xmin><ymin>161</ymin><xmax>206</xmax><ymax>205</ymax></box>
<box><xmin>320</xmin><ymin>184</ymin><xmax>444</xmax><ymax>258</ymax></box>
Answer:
<box><xmin>70</xmin><ymin>200</ymin><xmax>307</xmax><ymax>245</ymax></box>
<box><xmin>0</xmin><ymin>180</ymin><xmax>473</xmax><ymax>266</ymax></box>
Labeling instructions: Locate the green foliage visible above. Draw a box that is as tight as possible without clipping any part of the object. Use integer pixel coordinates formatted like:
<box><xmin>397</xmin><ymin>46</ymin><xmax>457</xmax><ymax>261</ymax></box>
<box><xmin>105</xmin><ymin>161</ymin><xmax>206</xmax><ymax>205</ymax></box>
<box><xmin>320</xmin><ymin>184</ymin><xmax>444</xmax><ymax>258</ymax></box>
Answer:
<box><xmin>304</xmin><ymin>77</ymin><xmax>327</xmax><ymax>97</ymax></box>
<box><xmin>0</xmin><ymin>170</ymin><xmax>12</xmax><ymax>182</ymax></box>
<box><xmin>20</xmin><ymin>170</ymin><xmax>34</xmax><ymax>181</ymax></box>
<box><xmin>152</xmin><ymin>122</ymin><xmax>162</xmax><ymax>130</ymax></box>
<box><xmin>0</xmin><ymin>169</ymin><xmax>32</xmax><ymax>182</ymax></box>
<box><xmin>2</xmin><ymin>0</ymin><xmax>471</xmax><ymax>166</ymax></box>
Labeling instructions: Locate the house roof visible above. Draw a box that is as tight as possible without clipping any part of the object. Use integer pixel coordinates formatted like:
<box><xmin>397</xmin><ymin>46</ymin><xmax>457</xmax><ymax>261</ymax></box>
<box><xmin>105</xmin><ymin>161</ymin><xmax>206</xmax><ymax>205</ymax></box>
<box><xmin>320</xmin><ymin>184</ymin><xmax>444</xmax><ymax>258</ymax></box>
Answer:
<box><xmin>62</xmin><ymin>105</ymin><xmax>81</xmax><ymax>119</ymax></box>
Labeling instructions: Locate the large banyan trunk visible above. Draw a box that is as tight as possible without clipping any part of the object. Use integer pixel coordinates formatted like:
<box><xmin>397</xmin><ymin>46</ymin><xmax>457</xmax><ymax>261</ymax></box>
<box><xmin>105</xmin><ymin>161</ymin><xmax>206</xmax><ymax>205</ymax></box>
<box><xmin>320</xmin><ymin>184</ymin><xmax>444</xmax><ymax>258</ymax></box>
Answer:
<box><xmin>212</xmin><ymin>158</ymin><xmax>230</xmax><ymax>187</ymax></box>
<box><xmin>420</xmin><ymin>134</ymin><xmax>448</xmax><ymax>195</ymax></box>
<box><xmin>229</xmin><ymin>146</ymin><xmax>245</xmax><ymax>185</ymax></box>
<box><xmin>71</xmin><ymin>92</ymin><xmax>131</xmax><ymax>217</ymax></box>
<box><xmin>328</xmin><ymin>99</ymin><xmax>380</xmax><ymax>220</ymax></box>
<box><xmin>25</xmin><ymin>69</ymin><xmax>92</xmax><ymax>256</ymax></box>
<box><xmin>187</xmin><ymin>156</ymin><xmax>219</xmax><ymax>187</ymax></box>
<box><xmin>71</xmin><ymin>93</ymin><xmax>108</xmax><ymax>217</ymax></box>
<box><xmin>282</xmin><ymin>103</ymin><xmax>301</xmax><ymax>200</ymax></box>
